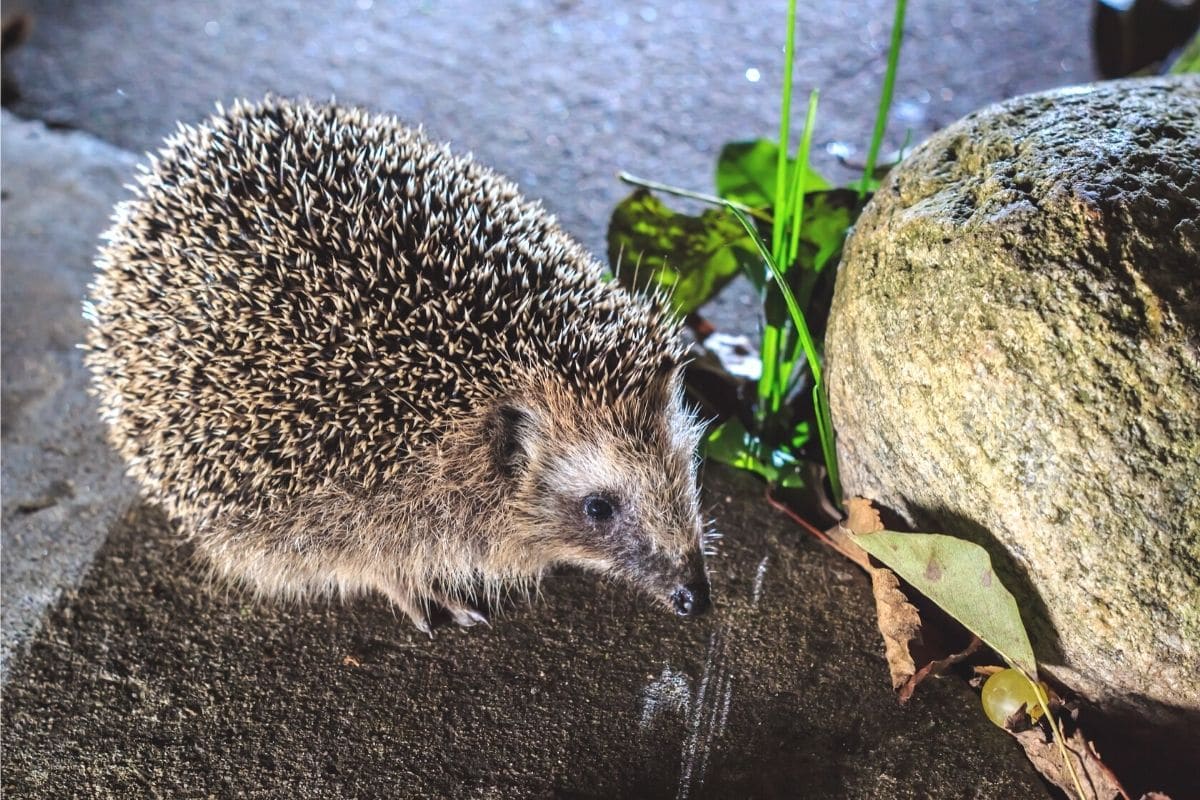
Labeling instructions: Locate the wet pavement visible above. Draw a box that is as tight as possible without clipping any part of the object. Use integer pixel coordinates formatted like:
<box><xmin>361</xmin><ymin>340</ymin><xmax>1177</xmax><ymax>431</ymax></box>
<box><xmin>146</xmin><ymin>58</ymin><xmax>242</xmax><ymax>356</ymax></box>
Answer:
<box><xmin>2</xmin><ymin>0</ymin><xmax>1094</xmax><ymax>796</ymax></box>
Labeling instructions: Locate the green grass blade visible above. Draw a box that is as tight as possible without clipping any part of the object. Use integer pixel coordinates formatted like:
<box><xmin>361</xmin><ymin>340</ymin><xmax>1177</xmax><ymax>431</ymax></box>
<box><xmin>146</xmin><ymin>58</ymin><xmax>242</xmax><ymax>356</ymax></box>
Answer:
<box><xmin>786</xmin><ymin>90</ymin><xmax>820</xmax><ymax>268</ymax></box>
<box><xmin>860</xmin><ymin>0</ymin><xmax>907</xmax><ymax>199</ymax></box>
<box><xmin>768</xmin><ymin>90</ymin><xmax>822</xmax><ymax>413</ymax></box>
<box><xmin>759</xmin><ymin>325</ymin><xmax>782</xmax><ymax>414</ymax></box>
<box><xmin>727</xmin><ymin>204</ymin><xmax>839</xmax><ymax>500</ymax></box>
<box><xmin>814</xmin><ymin>384</ymin><xmax>841</xmax><ymax>503</ymax></box>
<box><xmin>726</xmin><ymin>206</ymin><xmax>817</xmax><ymax>384</ymax></box>
<box><xmin>771</xmin><ymin>0</ymin><xmax>798</xmax><ymax>263</ymax></box>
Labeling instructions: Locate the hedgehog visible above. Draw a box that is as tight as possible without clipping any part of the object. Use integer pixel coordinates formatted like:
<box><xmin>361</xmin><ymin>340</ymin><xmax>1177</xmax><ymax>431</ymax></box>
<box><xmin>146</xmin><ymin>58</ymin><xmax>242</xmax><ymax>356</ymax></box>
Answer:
<box><xmin>84</xmin><ymin>97</ymin><xmax>713</xmax><ymax>632</ymax></box>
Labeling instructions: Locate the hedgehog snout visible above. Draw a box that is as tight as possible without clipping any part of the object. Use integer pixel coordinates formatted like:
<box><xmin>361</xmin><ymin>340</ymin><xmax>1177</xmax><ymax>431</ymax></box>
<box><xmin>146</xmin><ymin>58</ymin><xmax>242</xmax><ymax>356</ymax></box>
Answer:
<box><xmin>671</xmin><ymin>578</ymin><xmax>712</xmax><ymax>618</ymax></box>
<box><xmin>650</xmin><ymin>548</ymin><xmax>712</xmax><ymax>619</ymax></box>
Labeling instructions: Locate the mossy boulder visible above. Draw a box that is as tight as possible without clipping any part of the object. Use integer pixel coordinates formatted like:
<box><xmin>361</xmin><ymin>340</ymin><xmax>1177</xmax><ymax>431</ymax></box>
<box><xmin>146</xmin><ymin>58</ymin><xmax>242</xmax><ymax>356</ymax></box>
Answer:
<box><xmin>826</xmin><ymin>76</ymin><xmax>1200</xmax><ymax>723</ymax></box>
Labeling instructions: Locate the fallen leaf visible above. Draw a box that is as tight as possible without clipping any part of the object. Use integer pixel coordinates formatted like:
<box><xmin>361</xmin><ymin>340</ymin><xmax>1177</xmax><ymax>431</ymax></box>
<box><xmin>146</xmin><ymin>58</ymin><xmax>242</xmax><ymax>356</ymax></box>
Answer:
<box><xmin>776</xmin><ymin>498</ymin><xmax>1151</xmax><ymax>799</ymax></box>
<box><xmin>1012</xmin><ymin>725</ymin><xmax>1132</xmax><ymax>800</ymax></box>
<box><xmin>341</xmin><ymin>655</ymin><xmax>361</xmax><ymax>667</ymax></box>
<box><xmin>822</xmin><ymin>496</ymin><xmax>876</xmax><ymax>570</ymax></box>
<box><xmin>851</xmin><ymin>530</ymin><xmax>1037</xmax><ymax>677</ymax></box>
<box><xmin>838</xmin><ymin>497</ymin><xmax>922</xmax><ymax>689</ymax></box>
<box><xmin>868</xmin><ymin>565</ymin><xmax>923</xmax><ymax>689</ymax></box>
<box><xmin>844</xmin><ymin>496</ymin><xmax>883</xmax><ymax>536</ymax></box>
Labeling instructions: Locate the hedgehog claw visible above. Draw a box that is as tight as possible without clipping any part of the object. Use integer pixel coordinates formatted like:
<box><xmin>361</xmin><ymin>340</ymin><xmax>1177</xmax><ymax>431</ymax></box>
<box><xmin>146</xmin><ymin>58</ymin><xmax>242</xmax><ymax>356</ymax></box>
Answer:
<box><xmin>381</xmin><ymin>587</ymin><xmax>436</xmax><ymax>636</ymax></box>
<box><xmin>403</xmin><ymin>606</ymin><xmax>435</xmax><ymax>636</ymax></box>
<box><xmin>412</xmin><ymin>614</ymin><xmax>434</xmax><ymax>637</ymax></box>
<box><xmin>431</xmin><ymin>594</ymin><xmax>489</xmax><ymax>628</ymax></box>
<box><xmin>449</xmin><ymin>606</ymin><xmax>490</xmax><ymax>628</ymax></box>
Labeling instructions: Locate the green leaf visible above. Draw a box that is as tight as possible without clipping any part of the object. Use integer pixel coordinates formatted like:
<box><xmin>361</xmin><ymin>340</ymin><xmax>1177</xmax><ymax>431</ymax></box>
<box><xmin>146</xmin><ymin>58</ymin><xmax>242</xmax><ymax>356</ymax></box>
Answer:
<box><xmin>851</xmin><ymin>532</ymin><xmax>1037</xmax><ymax>676</ymax></box>
<box><xmin>704</xmin><ymin>417</ymin><xmax>808</xmax><ymax>488</ymax></box>
<box><xmin>715</xmin><ymin>140</ymin><xmax>829</xmax><ymax>209</ymax></box>
<box><xmin>795</xmin><ymin>190</ymin><xmax>857</xmax><ymax>274</ymax></box>
<box><xmin>606</xmin><ymin>189</ymin><xmax>759</xmax><ymax>316</ymax></box>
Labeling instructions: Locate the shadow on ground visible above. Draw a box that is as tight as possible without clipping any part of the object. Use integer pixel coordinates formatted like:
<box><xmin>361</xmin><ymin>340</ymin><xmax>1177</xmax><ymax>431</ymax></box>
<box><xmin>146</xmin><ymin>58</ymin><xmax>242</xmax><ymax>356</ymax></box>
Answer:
<box><xmin>1</xmin><ymin>467</ymin><xmax>1049</xmax><ymax>799</ymax></box>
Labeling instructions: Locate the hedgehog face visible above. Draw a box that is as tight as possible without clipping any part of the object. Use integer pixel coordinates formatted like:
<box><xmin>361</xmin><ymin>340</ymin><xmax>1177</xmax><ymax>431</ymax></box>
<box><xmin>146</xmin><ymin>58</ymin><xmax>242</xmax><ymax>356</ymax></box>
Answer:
<box><xmin>497</xmin><ymin>377</ymin><xmax>712</xmax><ymax>618</ymax></box>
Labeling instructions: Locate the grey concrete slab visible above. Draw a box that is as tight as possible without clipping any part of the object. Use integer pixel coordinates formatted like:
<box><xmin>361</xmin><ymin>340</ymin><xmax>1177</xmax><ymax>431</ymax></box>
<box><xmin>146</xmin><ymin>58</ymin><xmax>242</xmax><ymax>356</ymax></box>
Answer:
<box><xmin>1</xmin><ymin>467</ymin><xmax>1051</xmax><ymax>799</ymax></box>
<box><xmin>5</xmin><ymin>0</ymin><xmax>1096</xmax><ymax>336</ymax></box>
<box><xmin>0</xmin><ymin>111</ymin><xmax>142</xmax><ymax>679</ymax></box>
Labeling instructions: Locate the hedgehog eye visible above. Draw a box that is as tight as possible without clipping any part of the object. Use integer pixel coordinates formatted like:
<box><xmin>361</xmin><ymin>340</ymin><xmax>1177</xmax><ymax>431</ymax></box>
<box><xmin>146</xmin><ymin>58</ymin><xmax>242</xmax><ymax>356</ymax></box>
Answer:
<box><xmin>583</xmin><ymin>495</ymin><xmax>615</xmax><ymax>521</ymax></box>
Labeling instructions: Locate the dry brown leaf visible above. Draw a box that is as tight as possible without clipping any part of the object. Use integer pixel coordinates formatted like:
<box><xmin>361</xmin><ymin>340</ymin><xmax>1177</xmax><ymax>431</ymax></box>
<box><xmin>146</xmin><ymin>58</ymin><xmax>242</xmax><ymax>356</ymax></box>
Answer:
<box><xmin>844</xmin><ymin>496</ymin><xmax>884</xmax><ymax>535</ymax></box>
<box><xmin>869</xmin><ymin>565</ymin><xmax>923</xmax><ymax>689</ymax></box>
<box><xmin>835</xmin><ymin>497</ymin><xmax>923</xmax><ymax>690</ymax></box>
<box><xmin>1012</xmin><ymin>725</ymin><xmax>1131</xmax><ymax>800</ymax></box>
<box><xmin>822</xmin><ymin>498</ymin><xmax>876</xmax><ymax>570</ymax></box>
<box><xmin>341</xmin><ymin>655</ymin><xmax>361</xmax><ymax>667</ymax></box>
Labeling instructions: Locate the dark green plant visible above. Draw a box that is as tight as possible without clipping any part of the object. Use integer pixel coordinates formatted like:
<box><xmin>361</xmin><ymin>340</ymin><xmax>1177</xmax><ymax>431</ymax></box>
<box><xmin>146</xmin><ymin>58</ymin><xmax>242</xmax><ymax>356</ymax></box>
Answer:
<box><xmin>607</xmin><ymin>0</ymin><xmax>909</xmax><ymax>507</ymax></box>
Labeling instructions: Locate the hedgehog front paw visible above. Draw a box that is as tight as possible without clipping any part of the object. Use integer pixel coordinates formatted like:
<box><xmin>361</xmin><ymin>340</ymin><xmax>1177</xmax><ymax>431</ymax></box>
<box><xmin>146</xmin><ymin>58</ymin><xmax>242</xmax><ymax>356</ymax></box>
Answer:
<box><xmin>440</xmin><ymin>599</ymin><xmax>490</xmax><ymax>628</ymax></box>
<box><xmin>425</xmin><ymin>589</ymin><xmax>490</xmax><ymax>629</ymax></box>
<box><xmin>382</xmin><ymin>586</ymin><xmax>489</xmax><ymax>634</ymax></box>
<box><xmin>380</xmin><ymin>587</ymin><xmax>436</xmax><ymax>636</ymax></box>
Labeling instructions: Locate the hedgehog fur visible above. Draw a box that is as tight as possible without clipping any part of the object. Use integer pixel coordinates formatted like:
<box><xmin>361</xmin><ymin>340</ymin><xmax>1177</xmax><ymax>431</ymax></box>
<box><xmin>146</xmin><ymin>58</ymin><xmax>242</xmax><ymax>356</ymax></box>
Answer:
<box><xmin>85</xmin><ymin>97</ymin><xmax>713</xmax><ymax>630</ymax></box>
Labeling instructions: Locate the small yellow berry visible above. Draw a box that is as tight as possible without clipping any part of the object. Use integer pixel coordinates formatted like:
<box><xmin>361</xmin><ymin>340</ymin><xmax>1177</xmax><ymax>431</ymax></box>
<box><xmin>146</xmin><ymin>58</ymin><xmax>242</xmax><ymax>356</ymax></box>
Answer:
<box><xmin>981</xmin><ymin>668</ymin><xmax>1049</xmax><ymax>728</ymax></box>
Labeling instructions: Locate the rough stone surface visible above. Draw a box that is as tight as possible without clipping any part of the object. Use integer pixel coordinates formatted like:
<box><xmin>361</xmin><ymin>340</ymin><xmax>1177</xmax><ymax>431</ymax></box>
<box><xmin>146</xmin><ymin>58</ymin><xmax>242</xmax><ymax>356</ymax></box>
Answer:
<box><xmin>0</xmin><ymin>111</ymin><xmax>141</xmax><ymax>679</ymax></box>
<box><xmin>826</xmin><ymin>77</ymin><xmax>1200</xmax><ymax>724</ymax></box>
<box><xmin>0</xmin><ymin>467</ymin><xmax>1051</xmax><ymax>799</ymax></box>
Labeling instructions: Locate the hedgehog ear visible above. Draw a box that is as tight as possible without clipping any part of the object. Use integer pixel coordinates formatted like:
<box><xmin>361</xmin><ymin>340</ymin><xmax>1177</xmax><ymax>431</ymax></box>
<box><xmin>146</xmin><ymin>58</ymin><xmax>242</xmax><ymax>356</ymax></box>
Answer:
<box><xmin>492</xmin><ymin>403</ymin><xmax>538</xmax><ymax>478</ymax></box>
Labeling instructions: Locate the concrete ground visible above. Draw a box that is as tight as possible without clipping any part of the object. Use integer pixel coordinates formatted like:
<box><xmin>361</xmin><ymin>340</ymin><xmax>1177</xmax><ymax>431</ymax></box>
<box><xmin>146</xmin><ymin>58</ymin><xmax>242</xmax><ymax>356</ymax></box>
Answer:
<box><xmin>2</xmin><ymin>0</ymin><xmax>1095</xmax><ymax>796</ymax></box>
<box><xmin>3</xmin><ymin>480</ymin><xmax>1053</xmax><ymax>799</ymax></box>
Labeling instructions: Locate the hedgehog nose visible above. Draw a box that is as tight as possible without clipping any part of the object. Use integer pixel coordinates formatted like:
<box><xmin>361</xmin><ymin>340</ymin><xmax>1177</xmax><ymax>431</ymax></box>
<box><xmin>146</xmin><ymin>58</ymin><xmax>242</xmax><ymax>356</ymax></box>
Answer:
<box><xmin>672</xmin><ymin>581</ymin><xmax>711</xmax><ymax>617</ymax></box>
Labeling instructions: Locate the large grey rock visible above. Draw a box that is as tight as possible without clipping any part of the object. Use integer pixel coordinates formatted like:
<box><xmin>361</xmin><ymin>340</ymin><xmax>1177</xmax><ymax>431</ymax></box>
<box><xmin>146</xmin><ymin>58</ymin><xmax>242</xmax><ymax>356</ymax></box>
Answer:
<box><xmin>0</xmin><ymin>111</ymin><xmax>141</xmax><ymax>679</ymax></box>
<box><xmin>826</xmin><ymin>77</ymin><xmax>1200</xmax><ymax>723</ymax></box>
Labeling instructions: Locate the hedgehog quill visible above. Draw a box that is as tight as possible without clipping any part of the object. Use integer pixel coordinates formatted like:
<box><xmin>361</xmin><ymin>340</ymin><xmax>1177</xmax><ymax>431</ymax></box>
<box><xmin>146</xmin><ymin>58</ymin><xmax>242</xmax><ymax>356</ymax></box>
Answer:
<box><xmin>84</xmin><ymin>98</ymin><xmax>714</xmax><ymax>632</ymax></box>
